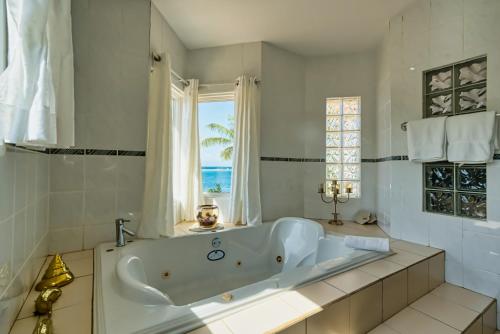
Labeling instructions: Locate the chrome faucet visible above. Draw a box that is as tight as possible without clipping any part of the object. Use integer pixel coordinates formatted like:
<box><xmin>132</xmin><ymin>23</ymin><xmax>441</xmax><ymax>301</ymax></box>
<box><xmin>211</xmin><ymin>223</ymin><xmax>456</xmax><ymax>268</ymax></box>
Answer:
<box><xmin>115</xmin><ymin>218</ymin><xmax>135</xmax><ymax>247</ymax></box>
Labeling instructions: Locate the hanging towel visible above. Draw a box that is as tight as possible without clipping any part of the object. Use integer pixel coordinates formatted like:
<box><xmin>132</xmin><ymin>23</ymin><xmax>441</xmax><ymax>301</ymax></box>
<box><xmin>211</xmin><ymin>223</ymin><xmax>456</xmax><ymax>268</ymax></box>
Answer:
<box><xmin>407</xmin><ymin>116</ymin><xmax>447</xmax><ymax>162</ymax></box>
<box><xmin>446</xmin><ymin>111</ymin><xmax>497</xmax><ymax>163</ymax></box>
<box><xmin>344</xmin><ymin>235</ymin><xmax>390</xmax><ymax>252</ymax></box>
<box><xmin>0</xmin><ymin>0</ymin><xmax>74</xmax><ymax>155</ymax></box>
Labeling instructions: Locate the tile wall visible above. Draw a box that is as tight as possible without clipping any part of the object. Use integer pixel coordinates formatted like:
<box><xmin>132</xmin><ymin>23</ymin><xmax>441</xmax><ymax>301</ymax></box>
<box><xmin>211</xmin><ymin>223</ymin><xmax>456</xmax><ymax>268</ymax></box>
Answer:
<box><xmin>49</xmin><ymin>151</ymin><xmax>145</xmax><ymax>252</ymax></box>
<box><xmin>0</xmin><ymin>147</ymin><xmax>50</xmax><ymax>332</ymax></box>
<box><xmin>48</xmin><ymin>0</ymin><xmax>150</xmax><ymax>253</ymax></box>
<box><xmin>375</xmin><ymin>1</ymin><xmax>500</xmax><ymax>326</ymax></box>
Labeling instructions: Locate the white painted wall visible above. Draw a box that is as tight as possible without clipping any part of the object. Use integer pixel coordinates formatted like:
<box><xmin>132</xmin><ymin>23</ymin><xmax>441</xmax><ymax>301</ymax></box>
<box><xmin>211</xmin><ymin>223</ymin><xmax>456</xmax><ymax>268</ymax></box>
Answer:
<box><xmin>376</xmin><ymin>0</ymin><xmax>500</xmax><ymax>326</ymax></box>
<box><xmin>303</xmin><ymin>52</ymin><xmax>378</xmax><ymax>221</ymax></box>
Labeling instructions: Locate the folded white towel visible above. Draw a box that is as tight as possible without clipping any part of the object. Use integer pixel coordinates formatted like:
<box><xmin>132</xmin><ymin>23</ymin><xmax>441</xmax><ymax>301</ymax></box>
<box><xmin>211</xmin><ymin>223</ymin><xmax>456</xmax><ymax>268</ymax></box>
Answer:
<box><xmin>446</xmin><ymin>111</ymin><xmax>497</xmax><ymax>163</ymax></box>
<box><xmin>344</xmin><ymin>235</ymin><xmax>390</xmax><ymax>252</ymax></box>
<box><xmin>407</xmin><ymin>117</ymin><xmax>447</xmax><ymax>162</ymax></box>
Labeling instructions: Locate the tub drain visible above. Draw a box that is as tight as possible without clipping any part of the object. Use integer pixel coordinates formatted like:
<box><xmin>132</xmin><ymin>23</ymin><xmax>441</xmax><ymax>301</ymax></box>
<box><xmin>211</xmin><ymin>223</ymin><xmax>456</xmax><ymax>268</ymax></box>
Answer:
<box><xmin>276</xmin><ymin>256</ymin><xmax>283</xmax><ymax>263</ymax></box>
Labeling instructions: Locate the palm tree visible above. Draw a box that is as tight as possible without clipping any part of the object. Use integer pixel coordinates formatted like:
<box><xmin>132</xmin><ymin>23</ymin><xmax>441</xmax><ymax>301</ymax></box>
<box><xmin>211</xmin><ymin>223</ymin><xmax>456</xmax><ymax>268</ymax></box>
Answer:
<box><xmin>201</xmin><ymin>116</ymin><xmax>234</xmax><ymax>161</ymax></box>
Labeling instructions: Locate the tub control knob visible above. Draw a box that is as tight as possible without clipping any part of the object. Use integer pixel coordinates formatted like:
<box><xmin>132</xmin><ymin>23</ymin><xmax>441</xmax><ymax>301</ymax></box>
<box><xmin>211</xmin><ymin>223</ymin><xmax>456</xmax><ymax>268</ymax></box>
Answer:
<box><xmin>211</xmin><ymin>237</ymin><xmax>221</xmax><ymax>248</ymax></box>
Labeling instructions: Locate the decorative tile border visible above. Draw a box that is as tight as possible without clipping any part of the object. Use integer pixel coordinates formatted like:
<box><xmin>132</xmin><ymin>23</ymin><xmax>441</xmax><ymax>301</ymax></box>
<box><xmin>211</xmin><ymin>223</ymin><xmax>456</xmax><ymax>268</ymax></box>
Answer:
<box><xmin>260</xmin><ymin>156</ymin><xmax>411</xmax><ymax>163</ymax></box>
<box><xmin>260</xmin><ymin>157</ymin><xmax>325</xmax><ymax>162</ymax></box>
<box><xmin>46</xmin><ymin>149</ymin><xmax>146</xmax><ymax>156</ymax></box>
<box><xmin>118</xmin><ymin>150</ymin><xmax>146</xmax><ymax>156</ymax></box>
<box><xmin>6</xmin><ymin>145</ymin><xmax>500</xmax><ymax>161</ymax></box>
<box><xmin>85</xmin><ymin>149</ymin><xmax>117</xmax><ymax>156</ymax></box>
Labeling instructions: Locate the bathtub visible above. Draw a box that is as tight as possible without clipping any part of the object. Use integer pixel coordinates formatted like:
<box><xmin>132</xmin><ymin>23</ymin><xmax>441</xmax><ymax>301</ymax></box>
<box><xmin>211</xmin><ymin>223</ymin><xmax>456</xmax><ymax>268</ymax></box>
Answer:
<box><xmin>94</xmin><ymin>217</ymin><xmax>390</xmax><ymax>334</ymax></box>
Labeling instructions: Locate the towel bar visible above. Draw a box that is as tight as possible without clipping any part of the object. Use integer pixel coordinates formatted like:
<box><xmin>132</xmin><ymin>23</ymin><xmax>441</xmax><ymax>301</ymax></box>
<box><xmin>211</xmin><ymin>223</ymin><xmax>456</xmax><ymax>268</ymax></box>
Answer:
<box><xmin>400</xmin><ymin>112</ymin><xmax>500</xmax><ymax>131</ymax></box>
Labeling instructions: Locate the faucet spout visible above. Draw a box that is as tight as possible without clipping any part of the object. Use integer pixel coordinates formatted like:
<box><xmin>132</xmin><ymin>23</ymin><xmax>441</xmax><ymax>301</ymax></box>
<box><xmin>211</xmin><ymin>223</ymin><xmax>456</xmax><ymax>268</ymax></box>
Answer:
<box><xmin>115</xmin><ymin>218</ymin><xmax>134</xmax><ymax>247</ymax></box>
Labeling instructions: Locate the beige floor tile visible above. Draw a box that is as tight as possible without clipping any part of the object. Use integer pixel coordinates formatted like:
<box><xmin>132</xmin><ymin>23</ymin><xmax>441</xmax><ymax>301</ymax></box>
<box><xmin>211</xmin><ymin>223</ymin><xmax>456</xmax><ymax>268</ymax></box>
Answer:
<box><xmin>385</xmin><ymin>249</ymin><xmax>425</xmax><ymax>267</ymax></box>
<box><xmin>325</xmin><ymin>269</ymin><xmax>379</xmax><ymax>294</ymax></box>
<box><xmin>52</xmin><ymin>303</ymin><xmax>92</xmax><ymax>334</ymax></box>
<box><xmin>410</xmin><ymin>293</ymin><xmax>480</xmax><ymax>331</ymax></box>
<box><xmin>428</xmin><ymin>253</ymin><xmax>445</xmax><ymax>290</ymax></box>
<box><xmin>62</xmin><ymin>250</ymin><xmax>93</xmax><ymax>262</ymax></box>
<box><xmin>368</xmin><ymin>323</ymin><xmax>401</xmax><ymax>334</ymax></box>
<box><xmin>463</xmin><ymin>316</ymin><xmax>482</xmax><ymax>334</ymax></box>
<box><xmin>279</xmin><ymin>281</ymin><xmax>345</xmax><ymax>316</ymax></box>
<box><xmin>278</xmin><ymin>320</ymin><xmax>305</xmax><ymax>334</ymax></box>
<box><xmin>10</xmin><ymin>316</ymin><xmax>39</xmax><ymax>334</ymax></box>
<box><xmin>350</xmin><ymin>281</ymin><xmax>383</xmax><ymax>334</ymax></box>
<box><xmin>306</xmin><ymin>297</ymin><xmax>349</xmax><ymax>334</ymax></box>
<box><xmin>391</xmin><ymin>240</ymin><xmax>442</xmax><ymax>257</ymax></box>
<box><xmin>385</xmin><ymin>307</ymin><xmax>460</xmax><ymax>334</ymax></box>
<box><xmin>188</xmin><ymin>321</ymin><xmax>233</xmax><ymax>334</ymax></box>
<box><xmin>18</xmin><ymin>275</ymin><xmax>93</xmax><ymax>319</ymax></box>
<box><xmin>224</xmin><ymin>296</ymin><xmax>302</xmax><ymax>334</ymax></box>
<box><xmin>383</xmin><ymin>270</ymin><xmax>408</xmax><ymax>321</ymax></box>
<box><xmin>407</xmin><ymin>260</ymin><xmax>429</xmax><ymax>303</ymax></box>
<box><xmin>430</xmin><ymin>283</ymin><xmax>494</xmax><ymax>313</ymax></box>
<box><xmin>358</xmin><ymin>259</ymin><xmax>405</xmax><ymax>278</ymax></box>
<box><xmin>482</xmin><ymin>301</ymin><xmax>497</xmax><ymax>334</ymax></box>
<box><xmin>64</xmin><ymin>256</ymin><xmax>93</xmax><ymax>277</ymax></box>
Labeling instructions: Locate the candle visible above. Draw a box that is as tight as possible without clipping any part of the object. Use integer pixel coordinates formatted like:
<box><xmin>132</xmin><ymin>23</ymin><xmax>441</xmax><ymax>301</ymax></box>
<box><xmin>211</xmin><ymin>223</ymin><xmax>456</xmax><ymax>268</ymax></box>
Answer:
<box><xmin>334</xmin><ymin>181</ymin><xmax>340</xmax><ymax>194</ymax></box>
<box><xmin>346</xmin><ymin>183</ymin><xmax>353</xmax><ymax>194</ymax></box>
<box><xmin>318</xmin><ymin>183</ymin><xmax>324</xmax><ymax>194</ymax></box>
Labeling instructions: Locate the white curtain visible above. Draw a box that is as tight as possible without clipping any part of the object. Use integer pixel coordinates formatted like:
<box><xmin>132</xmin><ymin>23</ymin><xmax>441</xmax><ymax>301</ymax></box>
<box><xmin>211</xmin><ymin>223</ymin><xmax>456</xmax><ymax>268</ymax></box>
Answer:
<box><xmin>229</xmin><ymin>75</ymin><xmax>262</xmax><ymax>226</ymax></box>
<box><xmin>138</xmin><ymin>55</ymin><xmax>173</xmax><ymax>238</ymax></box>
<box><xmin>171</xmin><ymin>79</ymin><xmax>202</xmax><ymax>223</ymax></box>
<box><xmin>0</xmin><ymin>0</ymin><xmax>74</xmax><ymax>155</ymax></box>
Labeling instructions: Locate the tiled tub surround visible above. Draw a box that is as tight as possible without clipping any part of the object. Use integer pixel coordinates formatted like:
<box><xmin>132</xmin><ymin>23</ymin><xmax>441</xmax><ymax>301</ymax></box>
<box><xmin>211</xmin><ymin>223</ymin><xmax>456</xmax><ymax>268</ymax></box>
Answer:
<box><xmin>188</xmin><ymin>239</ymin><xmax>447</xmax><ymax>334</ymax></box>
<box><xmin>5</xmin><ymin>222</ymin><xmax>498</xmax><ymax>334</ymax></box>
<box><xmin>0</xmin><ymin>147</ymin><xmax>50</xmax><ymax>333</ymax></box>
<box><xmin>9</xmin><ymin>250</ymin><xmax>93</xmax><ymax>334</ymax></box>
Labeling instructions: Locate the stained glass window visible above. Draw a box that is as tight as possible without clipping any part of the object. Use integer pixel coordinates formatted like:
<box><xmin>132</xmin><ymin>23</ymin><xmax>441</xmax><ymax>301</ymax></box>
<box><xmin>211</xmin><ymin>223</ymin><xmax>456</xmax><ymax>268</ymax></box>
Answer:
<box><xmin>325</xmin><ymin>97</ymin><xmax>361</xmax><ymax>198</ymax></box>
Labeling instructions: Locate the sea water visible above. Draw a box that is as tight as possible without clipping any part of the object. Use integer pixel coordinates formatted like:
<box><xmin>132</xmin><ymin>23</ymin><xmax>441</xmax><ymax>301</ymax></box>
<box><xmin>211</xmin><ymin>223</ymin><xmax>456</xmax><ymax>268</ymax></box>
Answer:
<box><xmin>202</xmin><ymin>167</ymin><xmax>232</xmax><ymax>193</ymax></box>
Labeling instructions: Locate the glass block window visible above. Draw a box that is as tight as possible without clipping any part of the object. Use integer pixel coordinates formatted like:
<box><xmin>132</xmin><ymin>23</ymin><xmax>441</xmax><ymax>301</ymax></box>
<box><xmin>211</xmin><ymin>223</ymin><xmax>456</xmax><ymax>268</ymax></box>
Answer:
<box><xmin>422</xmin><ymin>56</ymin><xmax>488</xmax><ymax>220</ymax></box>
<box><xmin>423</xmin><ymin>163</ymin><xmax>487</xmax><ymax>219</ymax></box>
<box><xmin>326</xmin><ymin>97</ymin><xmax>361</xmax><ymax>198</ymax></box>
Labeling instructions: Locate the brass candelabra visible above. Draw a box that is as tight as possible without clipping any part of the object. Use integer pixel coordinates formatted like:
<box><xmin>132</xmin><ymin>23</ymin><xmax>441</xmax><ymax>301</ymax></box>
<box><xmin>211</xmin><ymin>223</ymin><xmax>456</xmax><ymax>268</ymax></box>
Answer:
<box><xmin>318</xmin><ymin>180</ymin><xmax>352</xmax><ymax>225</ymax></box>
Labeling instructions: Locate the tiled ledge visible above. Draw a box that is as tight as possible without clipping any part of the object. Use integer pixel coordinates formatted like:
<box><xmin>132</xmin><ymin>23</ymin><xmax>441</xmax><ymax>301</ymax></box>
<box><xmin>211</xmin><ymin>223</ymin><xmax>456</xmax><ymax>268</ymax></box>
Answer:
<box><xmin>189</xmin><ymin>236</ymin><xmax>447</xmax><ymax>334</ymax></box>
<box><xmin>9</xmin><ymin>250</ymin><xmax>93</xmax><ymax>334</ymax></box>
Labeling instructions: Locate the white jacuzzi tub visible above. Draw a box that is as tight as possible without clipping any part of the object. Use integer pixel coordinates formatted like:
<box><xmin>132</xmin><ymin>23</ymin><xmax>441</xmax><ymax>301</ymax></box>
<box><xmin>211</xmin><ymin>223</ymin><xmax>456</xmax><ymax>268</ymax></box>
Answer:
<box><xmin>94</xmin><ymin>217</ymin><xmax>390</xmax><ymax>334</ymax></box>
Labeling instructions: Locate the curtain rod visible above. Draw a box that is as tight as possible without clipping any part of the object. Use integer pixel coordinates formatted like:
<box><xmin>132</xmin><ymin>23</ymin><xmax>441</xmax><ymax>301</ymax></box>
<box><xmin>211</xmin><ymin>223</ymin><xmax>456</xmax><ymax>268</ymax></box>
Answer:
<box><xmin>151</xmin><ymin>52</ymin><xmax>261</xmax><ymax>87</ymax></box>
<box><xmin>199</xmin><ymin>78</ymin><xmax>261</xmax><ymax>87</ymax></box>
<box><xmin>400</xmin><ymin>112</ymin><xmax>500</xmax><ymax>131</ymax></box>
<box><xmin>151</xmin><ymin>51</ymin><xmax>190</xmax><ymax>86</ymax></box>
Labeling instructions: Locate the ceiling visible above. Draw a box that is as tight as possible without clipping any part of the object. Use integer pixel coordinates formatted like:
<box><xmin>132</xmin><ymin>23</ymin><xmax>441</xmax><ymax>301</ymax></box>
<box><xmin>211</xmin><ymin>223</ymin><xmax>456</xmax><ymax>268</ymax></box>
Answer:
<box><xmin>152</xmin><ymin>0</ymin><xmax>415</xmax><ymax>56</ymax></box>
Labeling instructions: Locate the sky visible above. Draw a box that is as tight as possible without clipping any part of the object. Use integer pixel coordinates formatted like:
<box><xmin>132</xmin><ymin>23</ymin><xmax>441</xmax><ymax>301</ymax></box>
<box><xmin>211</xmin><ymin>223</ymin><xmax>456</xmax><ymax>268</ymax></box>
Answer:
<box><xmin>198</xmin><ymin>101</ymin><xmax>234</xmax><ymax>167</ymax></box>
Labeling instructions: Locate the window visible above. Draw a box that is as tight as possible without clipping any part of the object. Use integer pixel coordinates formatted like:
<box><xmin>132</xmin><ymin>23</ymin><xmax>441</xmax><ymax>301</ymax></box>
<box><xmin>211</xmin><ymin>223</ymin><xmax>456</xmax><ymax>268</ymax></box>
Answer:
<box><xmin>325</xmin><ymin>97</ymin><xmax>361</xmax><ymax>198</ymax></box>
<box><xmin>424</xmin><ymin>163</ymin><xmax>486</xmax><ymax>219</ymax></box>
<box><xmin>198</xmin><ymin>93</ymin><xmax>235</xmax><ymax>194</ymax></box>
<box><xmin>422</xmin><ymin>56</ymin><xmax>488</xmax><ymax>219</ymax></box>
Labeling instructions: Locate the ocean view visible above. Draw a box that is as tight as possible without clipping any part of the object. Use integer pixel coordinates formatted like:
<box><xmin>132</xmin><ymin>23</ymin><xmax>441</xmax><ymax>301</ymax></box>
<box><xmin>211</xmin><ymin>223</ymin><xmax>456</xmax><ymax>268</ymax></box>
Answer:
<box><xmin>202</xmin><ymin>166</ymin><xmax>232</xmax><ymax>193</ymax></box>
